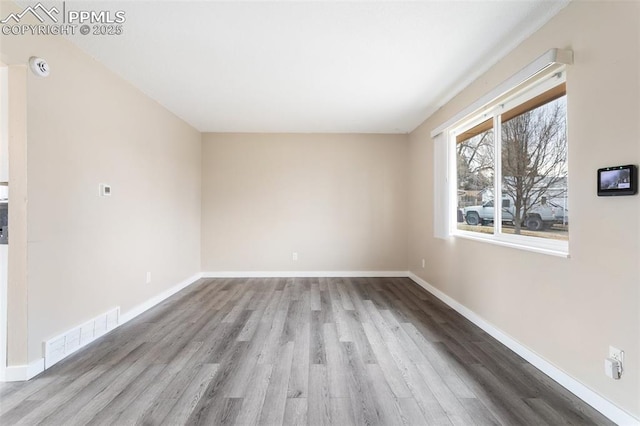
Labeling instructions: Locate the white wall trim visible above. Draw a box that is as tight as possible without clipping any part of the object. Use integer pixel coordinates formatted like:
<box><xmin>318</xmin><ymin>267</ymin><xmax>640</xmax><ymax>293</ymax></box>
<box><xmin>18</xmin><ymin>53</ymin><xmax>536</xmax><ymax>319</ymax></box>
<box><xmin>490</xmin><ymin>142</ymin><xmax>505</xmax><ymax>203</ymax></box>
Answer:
<box><xmin>0</xmin><ymin>67</ymin><xmax>7</xmax><ymax>383</ymax></box>
<box><xmin>201</xmin><ymin>270</ymin><xmax>409</xmax><ymax>278</ymax></box>
<box><xmin>119</xmin><ymin>273</ymin><xmax>203</xmax><ymax>324</ymax></box>
<box><xmin>4</xmin><ymin>357</ymin><xmax>44</xmax><ymax>382</ymax></box>
<box><xmin>26</xmin><ymin>358</ymin><xmax>44</xmax><ymax>380</ymax></box>
<box><xmin>4</xmin><ymin>268</ymin><xmax>636</xmax><ymax>425</ymax></box>
<box><xmin>407</xmin><ymin>272</ymin><xmax>639</xmax><ymax>426</ymax></box>
<box><xmin>0</xmin><ymin>245</ymin><xmax>7</xmax><ymax>382</ymax></box>
<box><xmin>2</xmin><ymin>273</ymin><xmax>202</xmax><ymax>382</ymax></box>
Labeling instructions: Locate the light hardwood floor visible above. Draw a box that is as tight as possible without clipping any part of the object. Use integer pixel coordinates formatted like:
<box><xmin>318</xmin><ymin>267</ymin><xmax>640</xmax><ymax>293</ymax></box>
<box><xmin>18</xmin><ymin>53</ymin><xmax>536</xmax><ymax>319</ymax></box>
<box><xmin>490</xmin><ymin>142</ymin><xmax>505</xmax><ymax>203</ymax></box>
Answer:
<box><xmin>0</xmin><ymin>277</ymin><xmax>613</xmax><ymax>425</ymax></box>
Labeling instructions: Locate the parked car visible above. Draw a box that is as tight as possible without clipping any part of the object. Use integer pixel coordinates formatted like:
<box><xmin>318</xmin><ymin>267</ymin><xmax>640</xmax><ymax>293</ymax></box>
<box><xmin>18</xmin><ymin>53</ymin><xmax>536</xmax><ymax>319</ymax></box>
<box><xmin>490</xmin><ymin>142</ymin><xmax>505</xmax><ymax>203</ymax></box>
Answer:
<box><xmin>462</xmin><ymin>197</ymin><xmax>567</xmax><ymax>231</ymax></box>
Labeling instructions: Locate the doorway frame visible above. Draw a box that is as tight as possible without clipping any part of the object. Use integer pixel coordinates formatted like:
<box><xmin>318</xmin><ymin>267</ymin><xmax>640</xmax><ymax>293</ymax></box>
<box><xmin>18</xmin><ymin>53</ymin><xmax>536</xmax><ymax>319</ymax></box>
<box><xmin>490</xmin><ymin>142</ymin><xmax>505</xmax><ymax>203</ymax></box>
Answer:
<box><xmin>0</xmin><ymin>62</ymin><xmax>8</xmax><ymax>381</ymax></box>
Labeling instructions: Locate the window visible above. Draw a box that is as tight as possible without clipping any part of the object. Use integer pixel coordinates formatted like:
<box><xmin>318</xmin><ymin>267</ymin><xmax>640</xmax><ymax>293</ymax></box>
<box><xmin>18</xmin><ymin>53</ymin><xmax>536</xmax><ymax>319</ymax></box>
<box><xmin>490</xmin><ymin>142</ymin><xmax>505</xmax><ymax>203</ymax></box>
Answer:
<box><xmin>450</xmin><ymin>67</ymin><xmax>568</xmax><ymax>255</ymax></box>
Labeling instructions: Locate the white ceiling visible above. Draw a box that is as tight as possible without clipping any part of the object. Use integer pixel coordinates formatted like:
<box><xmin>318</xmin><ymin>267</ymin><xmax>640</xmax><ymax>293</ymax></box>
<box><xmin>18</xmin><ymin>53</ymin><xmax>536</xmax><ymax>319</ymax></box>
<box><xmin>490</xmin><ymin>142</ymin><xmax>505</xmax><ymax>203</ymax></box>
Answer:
<box><xmin>63</xmin><ymin>1</ymin><xmax>569</xmax><ymax>133</ymax></box>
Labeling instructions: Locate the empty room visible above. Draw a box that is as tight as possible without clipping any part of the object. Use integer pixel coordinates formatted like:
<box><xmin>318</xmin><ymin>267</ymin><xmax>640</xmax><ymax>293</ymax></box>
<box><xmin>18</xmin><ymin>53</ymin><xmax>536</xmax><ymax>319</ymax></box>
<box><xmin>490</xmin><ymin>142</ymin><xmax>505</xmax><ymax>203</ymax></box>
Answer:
<box><xmin>0</xmin><ymin>0</ymin><xmax>638</xmax><ymax>425</ymax></box>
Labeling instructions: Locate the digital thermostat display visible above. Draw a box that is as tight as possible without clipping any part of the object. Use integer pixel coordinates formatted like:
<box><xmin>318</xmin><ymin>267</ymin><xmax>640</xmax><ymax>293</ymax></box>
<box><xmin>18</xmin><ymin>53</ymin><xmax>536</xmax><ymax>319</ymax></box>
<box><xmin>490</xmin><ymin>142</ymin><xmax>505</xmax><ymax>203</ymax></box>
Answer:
<box><xmin>597</xmin><ymin>165</ymin><xmax>637</xmax><ymax>196</ymax></box>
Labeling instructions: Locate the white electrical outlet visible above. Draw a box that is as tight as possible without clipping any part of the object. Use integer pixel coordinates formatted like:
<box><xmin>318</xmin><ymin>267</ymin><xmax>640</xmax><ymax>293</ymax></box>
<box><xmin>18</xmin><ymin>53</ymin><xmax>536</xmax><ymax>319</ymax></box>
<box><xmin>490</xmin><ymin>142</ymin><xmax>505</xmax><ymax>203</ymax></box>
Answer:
<box><xmin>605</xmin><ymin>346</ymin><xmax>624</xmax><ymax>380</ymax></box>
<box><xmin>609</xmin><ymin>346</ymin><xmax>624</xmax><ymax>364</ymax></box>
<box><xmin>146</xmin><ymin>271</ymin><xmax>151</xmax><ymax>284</ymax></box>
<box><xmin>421</xmin><ymin>259</ymin><xmax>425</xmax><ymax>268</ymax></box>
<box><xmin>292</xmin><ymin>252</ymin><xmax>298</xmax><ymax>261</ymax></box>
<box><xmin>604</xmin><ymin>357</ymin><xmax>621</xmax><ymax>379</ymax></box>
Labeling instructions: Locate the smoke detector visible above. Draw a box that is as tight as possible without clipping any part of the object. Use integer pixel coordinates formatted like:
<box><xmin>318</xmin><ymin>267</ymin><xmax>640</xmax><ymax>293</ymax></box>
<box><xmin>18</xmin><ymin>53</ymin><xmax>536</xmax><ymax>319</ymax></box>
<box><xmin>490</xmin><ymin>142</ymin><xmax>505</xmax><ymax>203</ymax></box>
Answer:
<box><xmin>29</xmin><ymin>57</ymin><xmax>50</xmax><ymax>77</ymax></box>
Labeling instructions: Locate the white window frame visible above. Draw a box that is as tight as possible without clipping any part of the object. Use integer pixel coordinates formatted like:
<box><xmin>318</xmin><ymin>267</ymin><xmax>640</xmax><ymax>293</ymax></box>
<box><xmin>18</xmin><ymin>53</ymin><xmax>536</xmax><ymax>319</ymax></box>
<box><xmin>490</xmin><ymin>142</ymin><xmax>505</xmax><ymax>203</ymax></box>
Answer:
<box><xmin>433</xmin><ymin>50</ymin><xmax>572</xmax><ymax>258</ymax></box>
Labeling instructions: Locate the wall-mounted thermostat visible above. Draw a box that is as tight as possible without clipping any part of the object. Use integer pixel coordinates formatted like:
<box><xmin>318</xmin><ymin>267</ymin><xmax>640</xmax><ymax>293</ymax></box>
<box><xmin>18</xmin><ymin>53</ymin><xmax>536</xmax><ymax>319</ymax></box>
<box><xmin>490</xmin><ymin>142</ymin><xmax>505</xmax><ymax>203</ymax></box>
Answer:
<box><xmin>99</xmin><ymin>184</ymin><xmax>111</xmax><ymax>197</ymax></box>
<box><xmin>597</xmin><ymin>164</ymin><xmax>637</xmax><ymax>196</ymax></box>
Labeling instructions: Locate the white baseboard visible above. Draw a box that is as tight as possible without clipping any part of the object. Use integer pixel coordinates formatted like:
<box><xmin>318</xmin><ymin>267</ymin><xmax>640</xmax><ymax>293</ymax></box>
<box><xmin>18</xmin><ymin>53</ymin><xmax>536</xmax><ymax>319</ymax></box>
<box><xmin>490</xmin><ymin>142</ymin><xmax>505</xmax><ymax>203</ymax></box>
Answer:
<box><xmin>4</xmin><ymin>358</ymin><xmax>44</xmax><ymax>381</ymax></box>
<box><xmin>119</xmin><ymin>273</ymin><xmax>203</xmax><ymax>324</ymax></box>
<box><xmin>407</xmin><ymin>272</ymin><xmax>639</xmax><ymax>426</ymax></box>
<box><xmin>1</xmin><ymin>273</ymin><xmax>202</xmax><ymax>382</ymax></box>
<box><xmin>3</xmin><ymin>269</ymin><xmax>636</xmax><ymax>425</ymax></box>
<box><xmin>201</xmin><ymin>270</ymin><xmax>408</xmax><ymax>278</ymax></box>
<box><xmin>27</xmin><ymin>358</ymin><xmax>44</xmax><ymax>379</ymax></box>
<box><xmin>40</xmin><ymin>273</ymin><xmax>202</xmax><ymax>372</ymax></box>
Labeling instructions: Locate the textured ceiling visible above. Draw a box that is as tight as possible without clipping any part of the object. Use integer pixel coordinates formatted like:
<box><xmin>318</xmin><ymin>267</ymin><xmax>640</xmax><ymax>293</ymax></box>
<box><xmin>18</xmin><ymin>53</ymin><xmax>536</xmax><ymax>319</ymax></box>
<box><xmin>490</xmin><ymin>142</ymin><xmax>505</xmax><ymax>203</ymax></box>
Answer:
<box><xmin>61</xmin><ymin>1</ymin><xmax>569</xmax><ymax>133</ymax></box>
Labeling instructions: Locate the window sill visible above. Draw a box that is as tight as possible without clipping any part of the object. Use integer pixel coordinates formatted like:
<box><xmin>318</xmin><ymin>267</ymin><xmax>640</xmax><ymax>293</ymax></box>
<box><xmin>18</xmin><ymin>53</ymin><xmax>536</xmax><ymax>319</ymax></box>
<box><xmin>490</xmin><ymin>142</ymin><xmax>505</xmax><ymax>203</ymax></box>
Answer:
<box><xmin>452</xmin><ymin>231</ymin><xmax>569</xmax><ymax>258</ymax></box>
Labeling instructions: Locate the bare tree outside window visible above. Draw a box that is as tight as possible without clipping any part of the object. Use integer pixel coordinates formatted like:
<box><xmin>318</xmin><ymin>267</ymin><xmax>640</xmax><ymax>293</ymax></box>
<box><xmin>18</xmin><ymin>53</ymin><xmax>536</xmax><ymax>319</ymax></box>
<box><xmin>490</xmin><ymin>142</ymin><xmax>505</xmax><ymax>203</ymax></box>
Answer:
<box><xmin>456</xmin><ymin>128</ymin><xmax>494</xmax><ymax>232</ymax></box>
<box><xmin>451</xmin><ymin>68</ymin><xmax>569</xmax><ymax>253</ymax></box>
<box><xmin>501</xmin><ymin>95</ymin><xmax>567</xmax><ymax>234</ymax></box>
<box><xmin>457</xmin><ymin>128</ymin><xmax>493</xmax><ymax>196</ymax></box>
<box><xmin>455</xmin><ymin>90</ymin><xmax>568</xmax><ymax>240</ymax></box>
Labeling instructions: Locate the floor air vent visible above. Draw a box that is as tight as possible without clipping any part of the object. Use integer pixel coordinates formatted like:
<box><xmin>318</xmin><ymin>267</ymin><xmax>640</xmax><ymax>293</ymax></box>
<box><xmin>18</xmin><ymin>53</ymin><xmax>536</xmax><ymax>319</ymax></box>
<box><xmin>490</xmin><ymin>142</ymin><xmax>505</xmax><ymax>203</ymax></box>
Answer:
<box><xmin>44</xmin><ymin>307</ymin><xmax>119</xmax><ymax>369</ymax></box>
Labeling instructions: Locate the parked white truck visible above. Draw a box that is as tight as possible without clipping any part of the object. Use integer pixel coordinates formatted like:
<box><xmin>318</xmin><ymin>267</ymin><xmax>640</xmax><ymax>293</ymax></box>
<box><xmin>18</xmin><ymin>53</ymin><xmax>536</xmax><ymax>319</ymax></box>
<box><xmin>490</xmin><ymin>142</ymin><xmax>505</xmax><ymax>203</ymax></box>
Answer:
<box><xmin>461</xmin><ymin>197</ymin><xmax>567</xmax><ymax>231</ymax></box>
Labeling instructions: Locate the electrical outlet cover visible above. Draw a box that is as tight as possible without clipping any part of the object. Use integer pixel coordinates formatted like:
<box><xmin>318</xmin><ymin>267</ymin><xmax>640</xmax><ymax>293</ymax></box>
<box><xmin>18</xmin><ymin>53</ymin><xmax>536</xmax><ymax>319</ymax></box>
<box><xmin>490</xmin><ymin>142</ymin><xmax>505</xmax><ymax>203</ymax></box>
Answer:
<box><xmin>609</xmin><ymin>346</ymin><xmax>624</xmax><ymax>363</ymax></box>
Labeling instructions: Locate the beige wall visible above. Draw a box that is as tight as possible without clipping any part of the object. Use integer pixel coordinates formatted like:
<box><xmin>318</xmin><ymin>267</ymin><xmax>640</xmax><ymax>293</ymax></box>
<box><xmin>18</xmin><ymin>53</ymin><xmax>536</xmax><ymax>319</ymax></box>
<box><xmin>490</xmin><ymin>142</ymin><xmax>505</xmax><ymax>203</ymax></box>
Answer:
<box><xmin>1</xmin><ymin>0</ymin><xmax>637</xmax><ymax>419</ymax></box>
<box><xmin>201</xmin><ymin>133</ymin><xmax>408</xmax><ymax>272</ymax></box>
<box><xmin>1</xmin><ymin>1</ymin><xmax>202</xmax><ymax>364</ymax></box>
<box><xmin>6</xmin><ymin>65</ymin><xmax>28</xmax><ymax>365</ymax></box>
<box><xmin>408</xmin><ymin>1</ymin><xmax>639</xmax><ymax>418</ymax></box>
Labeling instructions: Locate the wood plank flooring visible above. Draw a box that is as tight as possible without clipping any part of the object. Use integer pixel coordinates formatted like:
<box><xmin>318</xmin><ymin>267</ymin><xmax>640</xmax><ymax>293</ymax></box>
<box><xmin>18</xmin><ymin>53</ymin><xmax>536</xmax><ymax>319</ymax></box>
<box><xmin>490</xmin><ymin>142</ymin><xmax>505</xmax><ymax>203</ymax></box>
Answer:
<box><xmin>0</xmin><ymin>277</ymin><xmax>613</xmax><ymax>425</ymax></box>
